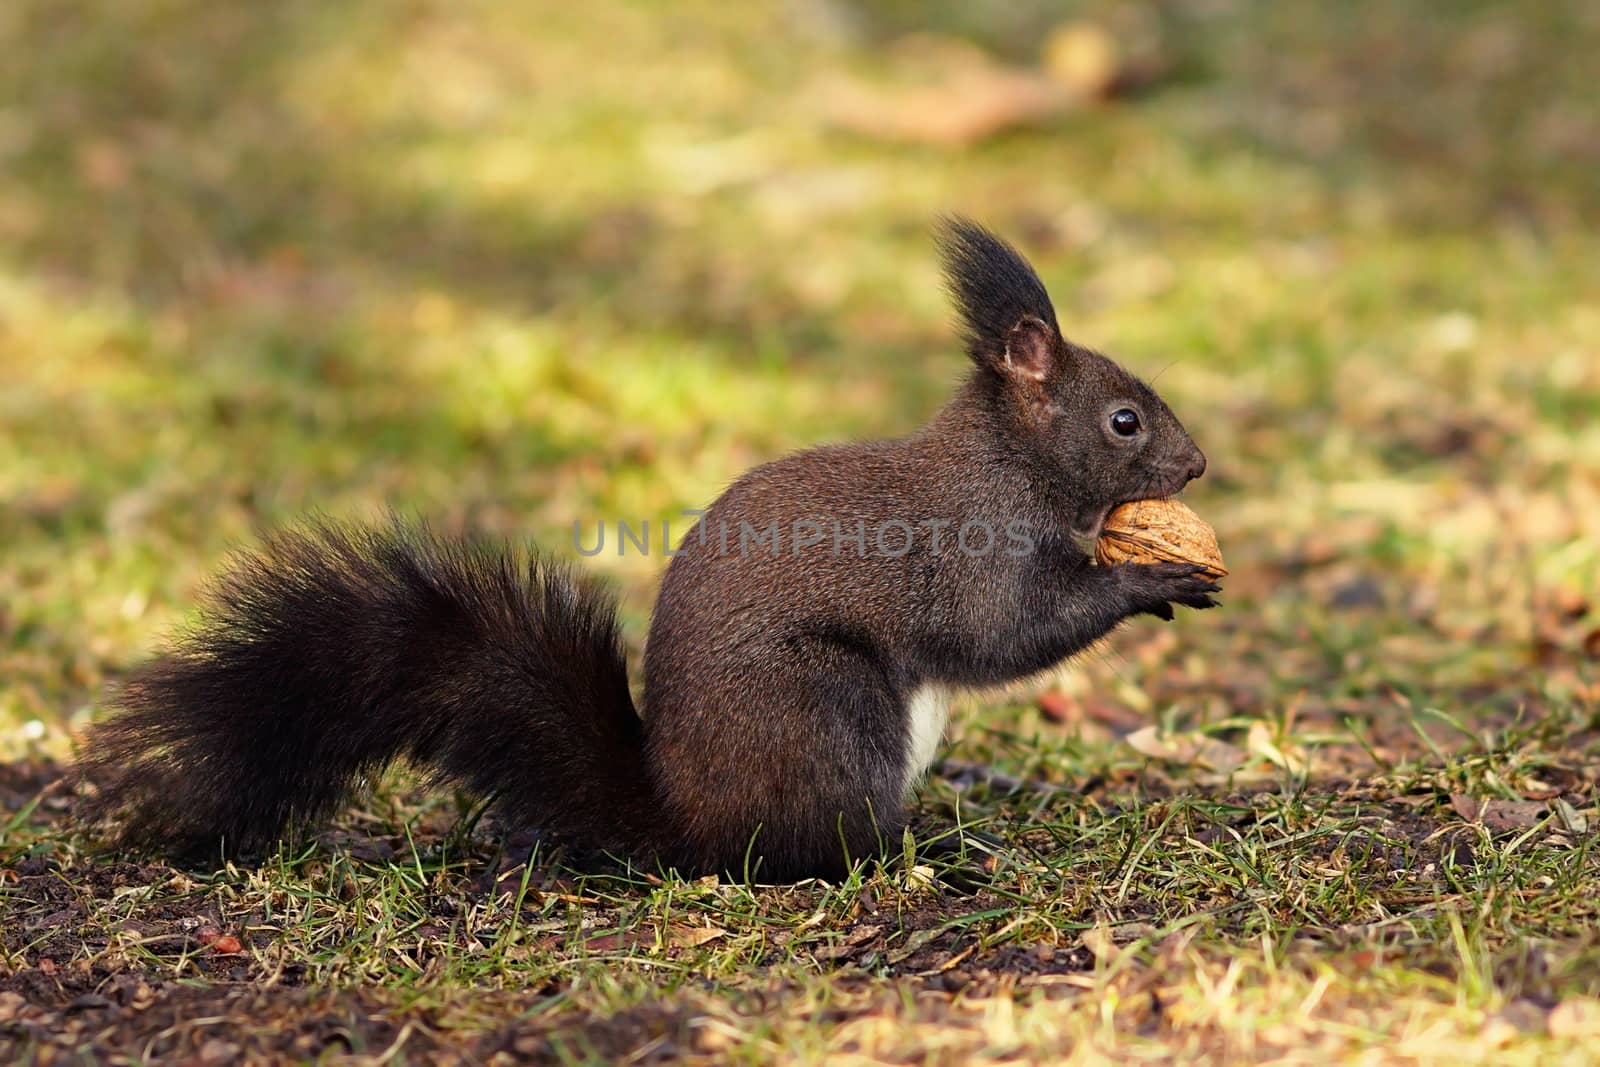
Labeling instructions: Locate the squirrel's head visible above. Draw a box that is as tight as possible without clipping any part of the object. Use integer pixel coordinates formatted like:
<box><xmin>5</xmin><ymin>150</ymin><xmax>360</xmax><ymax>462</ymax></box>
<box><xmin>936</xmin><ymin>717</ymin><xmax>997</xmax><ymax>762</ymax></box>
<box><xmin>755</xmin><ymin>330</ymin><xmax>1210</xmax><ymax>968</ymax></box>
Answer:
<box><xmin>938</xmin><ymin>217</ymin><xmax>1206</xmax><ymax>539</ymax></box>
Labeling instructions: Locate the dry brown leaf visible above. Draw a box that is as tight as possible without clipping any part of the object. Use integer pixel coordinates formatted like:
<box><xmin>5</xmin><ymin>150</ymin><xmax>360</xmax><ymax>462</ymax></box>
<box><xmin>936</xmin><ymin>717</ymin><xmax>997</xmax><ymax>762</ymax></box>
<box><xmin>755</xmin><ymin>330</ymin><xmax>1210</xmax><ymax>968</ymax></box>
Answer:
<box><xmin>1040</xmin><ymin>690</ymin><xmax>1143</xmax><ymax>731</ymax></box>
<box><xmin>1517</xmin><ymin>777</ymin><xmax>1561</xmax><ymax>800</ymax></box>
<box><xmin>885</xmin><ymin>926</ymin><xmax>943</xmax><ymax>965</ymax></box>
<box><xmin>1246</xmin><ymin>721</ymin><xmax>1308</xmax><ymax>774</ymax></box>
<box><xmin>1125</xmin><ymin>726</ymin><xmax>1246</xmax><ymax>773</ymax></box>
<box><xmin>582</xmin><ymin>930</ymin><xmax>647</xmax><ymax>953</ymax></box>
<box><xmin>1553</xmin><ymin>798</ymin><xmax>1591</xmax><ymax>834</ymax></box>
<box><xmin>669</xmin><ymin>924</ymin><xmax>728</xmax><ymax>948</ymax></box>
<box><xmin>844</xmin><ymin>923</ymin><xmax>885</xmax><ymax>948</ymax></box>
<box><xmin>1082</xmin><ymin>697</ymin><xmax>1146</xmax><ymax>732</ymax></box>
<box><xmin>1081</xmin><ymin>923</ymin><xmax>1119</xmax><ymax>963</ymax></box>
<box><xmin>1037</xmin><ymin>690</ymin><xmax>1077</xmax><ymax>724</ymax></box>
<box><xmin>1450</xmin><ymin>794</ymin><xmax>1548</xmax><ymax>832</ymax></box>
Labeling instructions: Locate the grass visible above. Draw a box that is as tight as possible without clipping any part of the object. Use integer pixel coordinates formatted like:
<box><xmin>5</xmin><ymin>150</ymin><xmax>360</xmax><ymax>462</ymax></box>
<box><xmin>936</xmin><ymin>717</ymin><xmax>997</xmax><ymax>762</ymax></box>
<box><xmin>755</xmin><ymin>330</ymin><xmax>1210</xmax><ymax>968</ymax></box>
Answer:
<box><xmin>3</xmin><ymin>0</ymin><xmax>1600</xmax><ymax>1062</ymax></box>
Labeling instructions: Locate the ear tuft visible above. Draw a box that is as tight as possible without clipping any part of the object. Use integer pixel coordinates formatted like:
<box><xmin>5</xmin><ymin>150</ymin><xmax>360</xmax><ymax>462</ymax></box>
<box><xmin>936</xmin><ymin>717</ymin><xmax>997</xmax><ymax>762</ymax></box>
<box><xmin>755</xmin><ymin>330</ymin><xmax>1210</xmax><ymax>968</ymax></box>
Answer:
<box><xmin>936</xmin><ymin>216</ymin><xmax>1062</xmax><ymax>375</ymax></box>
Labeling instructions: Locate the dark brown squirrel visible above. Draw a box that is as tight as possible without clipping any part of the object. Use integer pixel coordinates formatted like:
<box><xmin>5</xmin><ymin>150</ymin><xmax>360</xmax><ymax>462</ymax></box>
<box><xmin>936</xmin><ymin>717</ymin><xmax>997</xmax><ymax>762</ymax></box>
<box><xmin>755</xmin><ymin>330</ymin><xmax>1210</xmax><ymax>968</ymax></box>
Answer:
<box><xmin>80</xmin><ymin>219</ymin><xmax>1218</xmax><ymax>882</ymax></box>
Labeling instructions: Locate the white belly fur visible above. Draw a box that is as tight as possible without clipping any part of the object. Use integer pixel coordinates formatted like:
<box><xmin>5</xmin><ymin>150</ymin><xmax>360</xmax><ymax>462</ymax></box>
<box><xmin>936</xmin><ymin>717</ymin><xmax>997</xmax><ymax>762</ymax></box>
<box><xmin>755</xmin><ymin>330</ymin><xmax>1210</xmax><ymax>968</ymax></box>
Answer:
<box><xmin>902</xmin><ymin>683</ymin><xmax>952</xmax><ymax>795</ymax></box>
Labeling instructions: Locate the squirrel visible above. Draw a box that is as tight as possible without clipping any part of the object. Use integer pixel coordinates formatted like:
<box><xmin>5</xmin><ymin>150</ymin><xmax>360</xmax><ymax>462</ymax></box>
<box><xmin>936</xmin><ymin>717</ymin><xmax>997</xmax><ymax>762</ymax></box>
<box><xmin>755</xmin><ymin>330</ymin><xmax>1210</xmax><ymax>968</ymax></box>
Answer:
<box><xmin>80</xmin><ymin>219</ymin><xmax>1218</xmax><ymax>882</ymax></box>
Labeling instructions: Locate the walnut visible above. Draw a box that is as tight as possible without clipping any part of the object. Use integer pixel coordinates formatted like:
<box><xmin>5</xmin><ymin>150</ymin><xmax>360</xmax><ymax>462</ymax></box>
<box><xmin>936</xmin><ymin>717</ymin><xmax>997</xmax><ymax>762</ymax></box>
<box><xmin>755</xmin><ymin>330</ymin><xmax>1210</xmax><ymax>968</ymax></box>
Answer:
<box><xmin>1095</xmin><ymin>499</ymin><xmax>1227</xmax><ymax>578</ymax></box>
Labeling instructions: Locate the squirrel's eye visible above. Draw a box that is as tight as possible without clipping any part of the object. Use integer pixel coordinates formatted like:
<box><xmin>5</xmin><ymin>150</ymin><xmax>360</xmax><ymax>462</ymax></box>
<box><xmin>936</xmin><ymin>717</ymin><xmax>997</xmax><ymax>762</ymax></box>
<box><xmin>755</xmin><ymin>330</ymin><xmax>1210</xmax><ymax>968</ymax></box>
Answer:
<box><xmin>1110</xmin><ymin>409</ymin><xmax>1141</xmax><ymax>437</ymax></box>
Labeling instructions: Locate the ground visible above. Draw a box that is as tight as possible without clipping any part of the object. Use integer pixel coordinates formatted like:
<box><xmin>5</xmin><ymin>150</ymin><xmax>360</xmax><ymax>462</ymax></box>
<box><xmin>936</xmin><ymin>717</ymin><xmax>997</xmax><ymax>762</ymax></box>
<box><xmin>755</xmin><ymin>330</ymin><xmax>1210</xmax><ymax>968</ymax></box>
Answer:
<box><xmin>3</xmin><ymin>0</ymin><xmax>1600</xmax><ymax>1063</ymax></box>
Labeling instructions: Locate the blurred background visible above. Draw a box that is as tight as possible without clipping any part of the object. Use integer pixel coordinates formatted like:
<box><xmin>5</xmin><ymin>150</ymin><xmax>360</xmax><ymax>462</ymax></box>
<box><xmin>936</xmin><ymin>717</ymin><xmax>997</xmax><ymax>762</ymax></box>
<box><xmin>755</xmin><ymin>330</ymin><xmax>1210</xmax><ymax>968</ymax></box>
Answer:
<box><xmin>2</xmin><ymin>0</ymin><xmax>1597</xmax><ymax>755</ymax></box>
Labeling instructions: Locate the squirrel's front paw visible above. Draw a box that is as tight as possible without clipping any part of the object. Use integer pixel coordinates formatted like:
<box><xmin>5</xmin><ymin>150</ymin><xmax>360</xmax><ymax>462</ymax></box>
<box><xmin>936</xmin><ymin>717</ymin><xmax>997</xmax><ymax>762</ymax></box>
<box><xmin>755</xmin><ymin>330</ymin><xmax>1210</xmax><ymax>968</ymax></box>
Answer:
<box><xmin>1119</xmin><ymin>561</ymin><xmax>1221</xmax><ymax>620</ymax></box>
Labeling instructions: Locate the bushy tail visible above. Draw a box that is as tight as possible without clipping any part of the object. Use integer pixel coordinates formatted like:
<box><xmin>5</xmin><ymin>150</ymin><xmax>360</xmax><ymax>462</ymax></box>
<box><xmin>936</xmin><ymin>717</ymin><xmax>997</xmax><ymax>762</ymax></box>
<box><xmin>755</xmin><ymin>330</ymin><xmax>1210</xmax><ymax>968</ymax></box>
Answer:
<box><xmin>80</xmin><ymin>519</ymin><xmax>661</xmax><ymax>862</ymax></box>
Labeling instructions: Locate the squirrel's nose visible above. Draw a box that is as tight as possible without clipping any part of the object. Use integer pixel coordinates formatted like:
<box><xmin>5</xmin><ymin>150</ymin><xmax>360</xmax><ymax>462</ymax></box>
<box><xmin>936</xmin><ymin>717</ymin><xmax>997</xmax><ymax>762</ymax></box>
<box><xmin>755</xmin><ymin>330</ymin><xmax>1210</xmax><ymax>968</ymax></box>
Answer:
<box><xmin>1186</xmin><ymin>450</ymin><xmax>1207</xmax><ymax>483</ymax></box>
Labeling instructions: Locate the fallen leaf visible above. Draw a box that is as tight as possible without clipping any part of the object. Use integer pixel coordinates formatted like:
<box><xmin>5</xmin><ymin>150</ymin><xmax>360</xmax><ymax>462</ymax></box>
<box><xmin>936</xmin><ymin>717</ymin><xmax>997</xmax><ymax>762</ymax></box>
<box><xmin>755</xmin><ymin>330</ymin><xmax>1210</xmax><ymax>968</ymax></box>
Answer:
<box><xmin>1450</xmin><ymin>794</ymin><xmax>1547</xmax><ymax>832</ymax></box>
<box><xmin>582</xmin><ymin>931</ymin><xmax>645</xmax><ymax>953</ymax></box>
<box><xmin>1553</xmin><ymin>798</ymin><xmax>1590</xmax><ymax>834</ymax></box>
<box><xmin>1517</xmin><ymin>778</ymin><xmax>1561</xmax><ymax>800</ymax></box>
<box><xmin>1081</xmin><ymin>923</ymin><xmax>1119</xmax><ymax>963</ymax></box>
<box><xmin>1126</xmin><ymin>726</ymin><xmax>1246</xmax><ymax>773</ymax></box>
<box><xmin>1037</xmin><ymin>690</ymin><xmax>1077</xmax><ymax>724</ymax></box>
<box><xmin>1246</xmin><ymin>721</ymin><xmax>1308</xmax><ymax>774</ymax></box>
<box><xmin>818</xmin><ymin>923</ymin><xmax>889</xmax><ymax>962</ymax></box>
<box><xmin>1112</xmin><ymin>922</ymin><xmax>1160</xmax><ymax>945</ymax></box>
<box><xmin>885</xmin><ymin>926</ymin><xmax>946</xmax><ymax>965</ymax></box>
<box><xmin>1082</xmin><ymin>698</ymin><xmax>1145</xmax><ymax>732</ymax></box>
<box><xmin>669</xmin><ymin>924</ymin><xmax>728</xmax><ymax>948</ymax></box>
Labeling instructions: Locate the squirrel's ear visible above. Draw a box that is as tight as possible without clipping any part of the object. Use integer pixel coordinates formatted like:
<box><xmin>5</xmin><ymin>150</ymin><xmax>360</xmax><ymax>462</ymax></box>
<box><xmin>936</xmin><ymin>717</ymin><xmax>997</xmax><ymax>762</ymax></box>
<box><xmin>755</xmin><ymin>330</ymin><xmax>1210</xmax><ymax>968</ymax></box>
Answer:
<box><xmin>936</xmin><ymin>217</ymin><xmax>1064</xmax><ymax>380</ymax></box>
<box><xmin>1000</xmin><ymin>315</ymin><xmax>1057</xmax><ymax>383</ymax></box>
